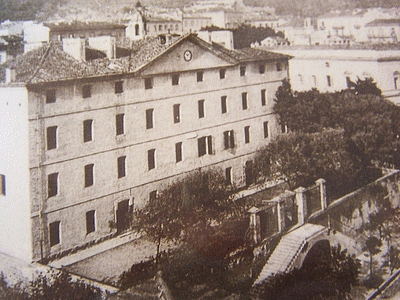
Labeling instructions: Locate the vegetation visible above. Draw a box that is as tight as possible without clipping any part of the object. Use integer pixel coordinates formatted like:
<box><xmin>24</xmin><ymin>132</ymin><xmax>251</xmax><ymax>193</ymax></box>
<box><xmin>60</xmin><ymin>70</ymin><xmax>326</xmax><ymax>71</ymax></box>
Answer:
<box><xmin>255</xmin><ymin>244</ymin><xmax>361</xmax><ymax>299</ymax></box>
<box><xmin>134</xmin><ymin>169</ymin><xmax>237</xmax><ymax>262</ymax></box>
<box><xmin>364</xmin><ymin>236</ymin><xmax>382</xmax><ymax>278</ymax></box>
<box><xmin>270</xmin><ymin>79</ymin><xmax>400</xmax><ymax>186</ymax></box>
<box><xmin>0</xmin><ymin>269</ymin><xmax>101</xmax><ymax>300</ymax></box>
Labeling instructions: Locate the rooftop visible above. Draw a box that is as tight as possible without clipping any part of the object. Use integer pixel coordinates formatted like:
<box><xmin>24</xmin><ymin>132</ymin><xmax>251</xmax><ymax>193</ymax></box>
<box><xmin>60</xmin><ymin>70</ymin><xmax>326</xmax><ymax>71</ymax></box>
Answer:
<box><xmin>366</xmin><ymin>18</ymin><xmax>400</xmax><ymax>27</ymax></box>
<box><xmin>3</xmin><ymin>34</ymin><xmax>290</xmax><ymax>85</ymax></box>
<box><xmin>44</xmin><ymin>21</ymin><xmax>126</xmax><ymax>32</ymax></box>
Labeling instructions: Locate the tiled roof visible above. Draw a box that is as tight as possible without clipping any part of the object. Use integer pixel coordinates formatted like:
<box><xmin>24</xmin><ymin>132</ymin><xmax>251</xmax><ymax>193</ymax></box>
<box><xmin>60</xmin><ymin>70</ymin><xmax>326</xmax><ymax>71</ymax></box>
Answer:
<box><xmin>366</xmin><ymin>19</ymin><xmax>400</xmax><ymax>27</ymax></box>
<box><xmin>4</xmin><ymin>34</ymin><xmax>290</xmax><ymax>85</ymax></box>
<box><xmin>44</xmin><ymin>21</ymin><xmax>126</xmax><ymax>32</ymax></box>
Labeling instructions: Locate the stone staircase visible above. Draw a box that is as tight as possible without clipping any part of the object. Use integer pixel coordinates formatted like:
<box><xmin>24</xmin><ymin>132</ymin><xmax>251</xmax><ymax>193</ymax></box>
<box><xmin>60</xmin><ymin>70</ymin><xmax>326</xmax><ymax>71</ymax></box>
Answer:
<box><xmin>253</xmin><ymin>223</ymin><xmax>326</xmax><ymax>286</ymax></box>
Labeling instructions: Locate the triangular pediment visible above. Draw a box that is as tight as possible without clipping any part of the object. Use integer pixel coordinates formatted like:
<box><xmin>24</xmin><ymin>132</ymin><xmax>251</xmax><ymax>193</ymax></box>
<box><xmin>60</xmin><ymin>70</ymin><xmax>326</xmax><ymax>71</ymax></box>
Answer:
<box><xmin>137</xmin><ymin>36</ymin><xmax>238</xmax><ymax>76</ymax></box>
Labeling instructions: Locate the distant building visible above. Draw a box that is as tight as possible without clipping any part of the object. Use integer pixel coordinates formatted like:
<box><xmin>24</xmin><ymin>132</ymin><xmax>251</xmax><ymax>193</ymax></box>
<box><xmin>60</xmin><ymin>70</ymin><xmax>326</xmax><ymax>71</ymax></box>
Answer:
<box><xmin>125</xmin><ymin>10</ymin><xmax>146</xmax><ymax>41</ymax></box>
<box><xmin>316</xmin><ymin>8</ymin><xmax>399</xmax><ymax>43</ymax></box>
<box><xmin>44</xmin><ymin>21</ymin><xmax>126</xmax><ymax>42</ymax></box>
<box><xmin>365</xmin><ymin>19</ymin><xmax>400</xmax><ymax>44</ymax></box>
<box><xmin>0</xmin><ymin>34</ymin><xmax>290</xmax><ymax>263</ymax></box>
<box><xmin>260</xmin><ymin>36</ymin><xmax>289</xmax><ymax>47</ymax></box>
<box><xmin>244</xmin><ymin>16</ymin><xmax>280</xmax><ymax>29</ymax></box>
<box><xmin>0</xmin><ymin>20</ymin><xmax>25</xmax><ymax>36</ymax></box>
<box><xmin>277</xmin><ymin>18</ymin><xmax>315</xmax><ymax>46</ymax></box>
<box><xmin>268</xmin><ymin>46</ymin><xmax>400</xmax><ymax>104</ymax></box>
<box><xmin>183</xmin><ymin>15</ymin><xmax>212</xmax><ymax>33</ymax></box>
<box><xmin>198</xmin><ymin>29</ymin><xmax>234</xmax><ymax>49</ymax></box>
<box><xmin>145</xmin><ymin>17</ymin><xmax>182</xmax><ymax>36</ymax></box>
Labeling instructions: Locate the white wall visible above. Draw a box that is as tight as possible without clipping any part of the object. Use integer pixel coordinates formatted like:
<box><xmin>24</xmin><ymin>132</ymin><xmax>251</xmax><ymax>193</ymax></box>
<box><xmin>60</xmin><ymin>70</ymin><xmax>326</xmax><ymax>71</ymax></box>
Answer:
<box><xmin>0</xmin><ymin>86</ymin><xmax>32</xmax><ymax>262</ymax></box>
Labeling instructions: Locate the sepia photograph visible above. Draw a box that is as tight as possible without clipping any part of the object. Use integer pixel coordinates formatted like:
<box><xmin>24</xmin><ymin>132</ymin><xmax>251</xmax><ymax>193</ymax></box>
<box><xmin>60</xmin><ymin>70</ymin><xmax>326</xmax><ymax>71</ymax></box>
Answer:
<box><xmin>1</xmin><ymin>0</ymin><xmax>400</xmax><ymax>299</ymax></box>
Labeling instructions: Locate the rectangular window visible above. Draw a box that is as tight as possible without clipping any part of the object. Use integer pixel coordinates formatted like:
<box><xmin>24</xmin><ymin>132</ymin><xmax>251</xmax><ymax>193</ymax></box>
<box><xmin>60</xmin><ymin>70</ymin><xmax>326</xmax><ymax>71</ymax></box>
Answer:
<box><xmin>198</xmin><ymin>136</ymin><xmax>212</xmax><ymax>157</ymax></box>
<box><xmin>46</xmin><ymin>89</ymin><xmax>56</xmax><ymax>103</ymax></box>
<box><xmin>242</xmin><ymin>92</ymin><xmax>248</xmax><ymax>110</ymax></box>
<box><xmin>259</xmin><ymin>64</ymin><xmax>265</xmax><ymax>74</ymax></box>
<box><xmin>145</xmin><ymin>77</ymin><xmax>153</xmax><ymax>89</ymax></box>
<box><xmin>172</xmin><ymin>74</ymin><xmax>179</xmax><ymax>86</ymax></box>
<box><xmin>240</xmin><ymin>65</ymin><xmax>246</xmax><ymax>76</ymax></box>
<box><xmin>197</xmin><ymin>71</ymin><xmax>203</xmax><ymax>82</ymax></box>
<box><xmin>146</xmin><ymin>109</ymin><xmax>154</xmax><ymax>129</ymax></box>
<box><xmin>225</xmin><ymin>167</ymin><xmax>232</xmax><ymax>185</ymax></box>
<box><xmin>115</xmin><ymin>81</ymin><xmax>123</xmax><ymax>94</ymax></box>
<box><xmin>148</xmin><ymin>149</ymin><xmax>156</xmax><ymax>170</ymax></box>
<box><xmin>327</xmin><ymin>75</ymin><xmax>332</xmax><ymax>87</ymax></box>
<box><xmin>49</xmin><ymin>221</ymin><xmax>60</xmax><ymax>247</ymax></box>
<box><xmin>118</xmin><ymin>156</ymin><xmax>126</xmax><ymax>178</ymax></box>
<box><xmin>276</xmin><ymin>62</ymin><xmax>282</xmax><ymax>71</ymax></box>
<box><xmin>173</xmin><ymin>104</ymin><xmax>180</xmax><ymax>123</ymax></box>
<box><xmin>86</xmin><ymin>210</ymin><xmax>96</xmax><ymax>234</ymax></box>
<box><xmin>47</xmin><ymin>126</ymin><xmax>57</xmax><ymax>150</ymax></box>
<box><xmin>219</xmin><ymin>68</ymin><xmax>226</xmax><ymax>79</ymax></box>
<box><xmin>175</xmin><ymin>142</ymin><xmax>182</xmax><ymax>162</ymax></box>
<box><xmin>244</xmin><ymin>126</ymin><xmax>250</xmax><ymax>144</ymax></box>
<box><xmin>312</xmin><ymin>75</ymin><xmax>317</xmax><ymax>87</ymax></box>
<box><xmin>281</xmin><ymin>123</ymin><xmax>287</xmax><ymax>133</ymax></box>
<box><xmin>261</xmin><ymin>89</ymin><xmax>266</xmax><ymax>106</ymax></box>
<box><xmin>0</xmin><ymin>174</ymin><xmax>6</xmax><ymax>196</ymax></box>
<box><xmin>84</xmin><ymin>164</ymin><xmax>94</xmax><ymax>187</ymax></box>
<box><xmin>263</xmin><ymin>121</ymin><xmax>269</xmax><ymax>138</ymax></box>
<box><xmin>116</xmin><ymin>114</ymin><xmax>124</xmax><ymax>135</ymax></box>
<box><xmin>149</xmin><ymin>190</ymin><xmax>157</xmax><ymax>201</ymax></box>
<box><xmin>82</xmin><ymin>85</ymin><xmax>91</xmax><ymax>98</ymax></box>
<box><xmin>298</xmin><ymin>74</ymin><xmax>303</xmax><ymax>85</ymax></box>
<box><xmin>198</xmin><ymin>100</ymin><xmax>205</xmax><ymax>118</ymax></box>
<box><xmin>224</xmin><ymin>130</ymin><xmax>235</xmax><ymax>149</ymax></box>
<box><xmin>48</xmin><ymin>173</ymin><xmax>58</xmax><ymax>198</ymax></box>
<box><xmin>346</xmin><ymin>76</ymin><xmax>352</xmax><ymax>88</ymax></box>
<box><xmin>221</xmin><ymin>96</ymin><xmax>227</xmax><ymax>114</ymax></box>
<box><xmin>83</xmin><ymin>119</ymin><xmax>93</xmax><ymax>142</ymax></box>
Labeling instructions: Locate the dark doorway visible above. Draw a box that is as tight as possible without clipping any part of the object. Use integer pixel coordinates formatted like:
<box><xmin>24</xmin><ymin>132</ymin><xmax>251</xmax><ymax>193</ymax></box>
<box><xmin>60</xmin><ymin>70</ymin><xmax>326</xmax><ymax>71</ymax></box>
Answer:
<box><xmin>116</xmin><ymin>200</ymin><xmax>130</xmax><ymax>233</ymax></box>
<box><xmin>245</xmin><ymin>160</ymin><xmax>254</xmax><ymax>186</ymax></box>
<box><xmin>302</xmin><ymin>240</ymin><xmax>331</xmax><ymax>270</ymax></box>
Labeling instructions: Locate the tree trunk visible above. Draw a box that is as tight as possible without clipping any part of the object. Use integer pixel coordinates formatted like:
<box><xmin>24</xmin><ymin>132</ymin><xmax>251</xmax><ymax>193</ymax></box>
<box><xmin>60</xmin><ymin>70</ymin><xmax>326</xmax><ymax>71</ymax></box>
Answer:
<box><xmin>369</xmin><ymin>253</ymin><xmax>373</xmax><ymax>277</ymax></box>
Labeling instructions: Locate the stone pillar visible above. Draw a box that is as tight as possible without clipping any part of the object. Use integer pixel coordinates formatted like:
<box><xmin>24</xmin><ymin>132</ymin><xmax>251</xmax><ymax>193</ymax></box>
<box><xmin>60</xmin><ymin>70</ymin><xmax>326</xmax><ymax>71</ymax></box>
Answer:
<box><xmin>295</xmin><ymin>187</ymin><xmax>307</xmax><ymax>225</ymax></box>
<box><xmin>248</xmin><ymin>207</ymin><xmax>261</xmax><ymax>244</ymax></box>
<box><xmin>316</xmin><ymin>178</ymin><xmax>327</xmax><ymax>210</ymax></box>
<box><xmin>276</xmin><ymin>200</ymin><xmax>284</xmax><ymax>233</ymax></box>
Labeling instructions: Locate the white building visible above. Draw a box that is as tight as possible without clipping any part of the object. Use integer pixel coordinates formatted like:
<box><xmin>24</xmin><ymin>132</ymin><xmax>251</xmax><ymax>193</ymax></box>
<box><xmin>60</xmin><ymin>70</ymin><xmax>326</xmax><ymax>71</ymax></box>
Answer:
<box><xmin>268</xmin><ymin>46</ymin><xmax>400</xmax><ymax>104</ymax></box>
<box><xmin>0</xmin><ymin>34</ymin><xmax>289</xmax><ymax>263</ymax></box>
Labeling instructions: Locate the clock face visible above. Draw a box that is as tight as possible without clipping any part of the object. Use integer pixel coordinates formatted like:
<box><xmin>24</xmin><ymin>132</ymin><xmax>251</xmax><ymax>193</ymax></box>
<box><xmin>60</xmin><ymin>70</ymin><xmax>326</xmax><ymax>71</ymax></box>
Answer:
<box><xmin>184</xmin><ymin>50</ymin><xmax>193</xmax><ymax>61</ymax></box>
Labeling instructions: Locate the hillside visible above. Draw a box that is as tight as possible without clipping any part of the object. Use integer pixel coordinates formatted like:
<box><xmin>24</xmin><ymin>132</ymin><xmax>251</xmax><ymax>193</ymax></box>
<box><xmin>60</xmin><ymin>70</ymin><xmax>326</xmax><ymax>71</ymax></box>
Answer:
<box><xmin>0</xmin><ymin>0</ymin><xmax>399</xmax><ymax>22</ymax></box>
<box><xmin>244</xmin><ymin>0</ymin><xmax>400</xmax><ymax>17</ymax></box>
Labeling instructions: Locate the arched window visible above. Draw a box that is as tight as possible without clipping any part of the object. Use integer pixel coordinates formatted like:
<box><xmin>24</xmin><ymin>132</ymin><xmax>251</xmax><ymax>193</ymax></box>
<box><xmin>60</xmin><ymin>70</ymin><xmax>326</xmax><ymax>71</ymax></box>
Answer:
<box><xmin>135</xmin><ymin>24</ymin><xmax>139</xmax><ymax>36</ymax></box>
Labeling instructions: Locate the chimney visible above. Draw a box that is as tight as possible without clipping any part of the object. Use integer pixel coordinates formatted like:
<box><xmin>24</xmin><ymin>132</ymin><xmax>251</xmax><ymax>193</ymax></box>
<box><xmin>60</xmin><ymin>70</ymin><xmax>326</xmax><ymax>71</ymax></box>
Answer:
<box><xmin>5</xmin><ymin>68</ymin><xmax>16</xmax><ymax>83</ymax></box>
<box><xmin>88</xmin><ymin>36</ymin><xmax>116</xmax><ymax>59</ymax></box>
<box><xmin>62</xmin><ymin>38</ymin><xmax>86</xmax><ymax>61</ymax></box>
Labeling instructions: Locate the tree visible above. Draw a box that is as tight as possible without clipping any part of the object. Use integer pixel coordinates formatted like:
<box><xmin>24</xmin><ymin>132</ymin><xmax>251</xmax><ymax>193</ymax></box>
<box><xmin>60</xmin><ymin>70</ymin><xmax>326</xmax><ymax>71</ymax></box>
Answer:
<box><xmin>254</xmin><ymin>129</ymin><xmax>365</xmax><ymax>197</ymax></box>
<box><xmin>0</xmin><ymin>269</ymin><xmax>101</xmax><ymax>300</ymax></box>
<box><xmin>383</xmin><ymin>246</ymin><xmax>400</xmax><ymax>275</ymax></box>
<box><xmin>134</xmin><ymin>169</ymin><xmax>236</xmax><ymax>263</ymax></box>
<box><xmin>348</xmin><ymin>77</ymin><xmax>382</xmax><ymax>96</ymax></box>
<box><xmin>364</xmin><ymin>236</ymin><xmax>382</xmax><ymax>277</ymax></box>
<box><xmin>273</xmin><ymin>80</ymin><xmax>400</xmax><ymax>169</ymax></box>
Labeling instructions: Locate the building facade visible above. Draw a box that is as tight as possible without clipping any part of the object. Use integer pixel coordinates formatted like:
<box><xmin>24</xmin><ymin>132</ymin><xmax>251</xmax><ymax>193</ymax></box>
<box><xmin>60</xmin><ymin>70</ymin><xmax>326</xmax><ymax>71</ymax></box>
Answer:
<box><xmin>0</xmin><ymin>34</ymin><xmax>289</xmax><ymax>263</ymax></box>
<box><xmin>267</xmin><ymin>47</ymin><xmax>400</xmax><ymax>104</ymax></box>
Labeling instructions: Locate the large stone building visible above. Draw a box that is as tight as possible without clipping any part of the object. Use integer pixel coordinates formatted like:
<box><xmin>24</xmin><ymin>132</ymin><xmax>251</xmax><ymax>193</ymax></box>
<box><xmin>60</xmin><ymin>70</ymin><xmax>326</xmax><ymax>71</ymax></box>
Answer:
<box><xmin>261</xmin><ymin>45</ymin><xmax>400</xmax><ymax>104</ymax></box>
<box><xmin>0</xmin><ymin>34</ymin><xmax>290</xmax><ymax>263</ymax></box>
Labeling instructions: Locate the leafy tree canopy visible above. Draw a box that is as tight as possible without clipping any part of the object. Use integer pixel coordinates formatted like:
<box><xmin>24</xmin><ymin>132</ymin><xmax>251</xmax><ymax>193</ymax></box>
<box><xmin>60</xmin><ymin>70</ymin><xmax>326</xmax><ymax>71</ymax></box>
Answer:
<box><xmin>273</xmin><ymin>79</ymin><xmax>400</xmax><ymax>169</ymax></box>
<box><xmin>134</xmin><ymin>169</ymin><xmax>237</xmax><ymax>260</ymax></box>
